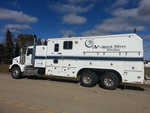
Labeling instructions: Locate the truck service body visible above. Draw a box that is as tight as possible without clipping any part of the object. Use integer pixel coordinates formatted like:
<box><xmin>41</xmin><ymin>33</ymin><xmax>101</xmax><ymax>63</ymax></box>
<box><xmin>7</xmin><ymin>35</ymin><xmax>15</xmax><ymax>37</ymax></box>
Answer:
<box><xmin>9</xmin><ymin>34</ymin><xmax>144</xmax><ymax>90</ymax></box>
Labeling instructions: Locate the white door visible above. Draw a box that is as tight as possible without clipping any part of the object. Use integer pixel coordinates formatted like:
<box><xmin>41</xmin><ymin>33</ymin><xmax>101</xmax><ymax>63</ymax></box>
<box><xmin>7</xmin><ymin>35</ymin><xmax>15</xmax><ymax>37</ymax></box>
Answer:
<box><xmin>60</xmin><ymin>41</ymin><xmax>77</xmax><ymax>77</ymax></box>
<box><xmin>46</xmin><ymin>41</ymin><xmax>62</xmax><ymax>75</ymax></box>
<box><xmin>25</xmin><ymin>48</ymin><xmax>33</xmax><ymax>66</ymax></box>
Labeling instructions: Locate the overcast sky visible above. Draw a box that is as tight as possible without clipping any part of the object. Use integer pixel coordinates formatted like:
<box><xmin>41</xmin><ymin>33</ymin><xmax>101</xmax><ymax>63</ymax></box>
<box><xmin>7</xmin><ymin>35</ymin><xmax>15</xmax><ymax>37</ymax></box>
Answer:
<box><xmin>0</xmin><ymin>0</ymin><xmax>150</xmax><ymax>60</ymax></box>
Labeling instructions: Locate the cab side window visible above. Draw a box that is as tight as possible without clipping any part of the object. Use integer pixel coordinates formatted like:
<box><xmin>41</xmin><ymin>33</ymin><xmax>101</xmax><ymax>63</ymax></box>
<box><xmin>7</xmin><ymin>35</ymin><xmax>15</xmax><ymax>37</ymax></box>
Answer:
<box><xmin>27</xmin><ymin>48</ymin><xmax>33</xmax><ymax>56</ymax></box>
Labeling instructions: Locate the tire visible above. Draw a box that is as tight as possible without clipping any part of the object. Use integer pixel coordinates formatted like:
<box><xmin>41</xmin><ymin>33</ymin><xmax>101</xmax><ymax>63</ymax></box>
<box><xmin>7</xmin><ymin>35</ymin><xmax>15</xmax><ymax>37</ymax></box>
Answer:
<box><xmin>100</xmin><ymin>72</ymin><xmax>119</xmax><ymax>90</ymax></box>
<box><xmin>80</xmin><ymin>71</ymin><xmax>99</xmax><ymax>87</ymax></box>
<box><xmin>11</xmin><ymin>67</ymin><xmax>22</xmax><ymax>79</ymax></box>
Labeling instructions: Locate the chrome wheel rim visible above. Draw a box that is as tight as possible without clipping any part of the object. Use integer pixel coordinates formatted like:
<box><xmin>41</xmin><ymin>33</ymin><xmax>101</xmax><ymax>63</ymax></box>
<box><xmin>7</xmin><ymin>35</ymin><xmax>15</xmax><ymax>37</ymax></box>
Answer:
<box><xmin>83</xmin><ymin>74</ymin><xmax>92</xmax><ymax>84</ymax></box>
<box><xmin>104</xmin><ymin>76</ymin><xmax>115</xmax><ymax>86</ymax></box>
<box><xmin>13</xmin><ymin>69</ymin><xmax>19</xmax><ymax>77</ymax></box>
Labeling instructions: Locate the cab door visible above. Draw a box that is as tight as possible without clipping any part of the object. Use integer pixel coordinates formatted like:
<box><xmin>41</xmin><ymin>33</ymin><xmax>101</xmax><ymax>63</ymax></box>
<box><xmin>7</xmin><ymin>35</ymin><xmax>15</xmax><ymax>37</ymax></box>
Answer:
<box><xmin>25</xmin><ymin>48</ymin><xmax>33</xmax><ymax>66</ymax></box>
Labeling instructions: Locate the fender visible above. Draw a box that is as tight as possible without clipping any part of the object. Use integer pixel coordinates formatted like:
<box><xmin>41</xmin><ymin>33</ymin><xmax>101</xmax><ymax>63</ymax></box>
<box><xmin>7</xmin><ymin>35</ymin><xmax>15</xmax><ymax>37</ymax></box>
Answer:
<box><xmin>9</xmin><ymin>64</ymin><xmax>25</xmax><ymax>72</ymax></box>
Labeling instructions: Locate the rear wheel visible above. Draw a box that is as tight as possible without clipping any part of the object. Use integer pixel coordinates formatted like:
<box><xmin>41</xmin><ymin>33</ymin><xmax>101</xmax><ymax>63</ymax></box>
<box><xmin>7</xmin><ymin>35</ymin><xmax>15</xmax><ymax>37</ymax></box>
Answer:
<box><xmin>100</xmin><ymin>72</ymin><xmax>119</xmax><ymax>90</ymax></box>
<box><xmin>80</xmin><ymin>71</ymin><xmax>98</xmax><ymax>87</ymax></box>
<box><xmin>11</xmin><ymin>67</ymin><xmax>22</xmax><ymax>79</ymax></box>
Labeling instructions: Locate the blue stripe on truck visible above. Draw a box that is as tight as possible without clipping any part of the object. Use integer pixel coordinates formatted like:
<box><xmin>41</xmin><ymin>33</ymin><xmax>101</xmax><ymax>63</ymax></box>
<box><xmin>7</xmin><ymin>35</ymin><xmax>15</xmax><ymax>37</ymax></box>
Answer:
<box><xmin>35</xmin><ymin>56</ymin><xmax>143</xmax><ymax>61</ymax></box>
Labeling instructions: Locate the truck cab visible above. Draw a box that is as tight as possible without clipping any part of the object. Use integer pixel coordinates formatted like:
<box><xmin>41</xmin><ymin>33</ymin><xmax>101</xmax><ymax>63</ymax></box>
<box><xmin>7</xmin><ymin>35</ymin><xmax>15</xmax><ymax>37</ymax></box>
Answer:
<box><xmin>9</xmin><ymin>45</ymin><xmax>47</xmax><ymax>78</ymax></box>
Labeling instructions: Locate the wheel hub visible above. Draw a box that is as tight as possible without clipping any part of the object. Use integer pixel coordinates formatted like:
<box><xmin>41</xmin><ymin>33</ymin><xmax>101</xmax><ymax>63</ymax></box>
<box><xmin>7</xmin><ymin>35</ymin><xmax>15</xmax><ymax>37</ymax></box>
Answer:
<box><xmin>13</xmin><ymin>70</ymin><xmax>19</xmax><ymax>77</ymax></box>
<box><xmin>104</xmin><ymin>76</ymin><xmax>115</xmax><ymax>86</ymax></box>
<box><xmin>83</xmin><ymin>75</ymin><xmax>92</xmax><ymax>84</ymax></box>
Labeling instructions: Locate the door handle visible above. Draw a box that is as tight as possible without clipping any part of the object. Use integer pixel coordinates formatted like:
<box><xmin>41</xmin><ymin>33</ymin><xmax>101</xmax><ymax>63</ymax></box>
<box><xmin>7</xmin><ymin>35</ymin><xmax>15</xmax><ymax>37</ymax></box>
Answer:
<box><xmin>58</xmin><ymin>53</ymin><xmax>62</xmax><ymax>54</ymax></box>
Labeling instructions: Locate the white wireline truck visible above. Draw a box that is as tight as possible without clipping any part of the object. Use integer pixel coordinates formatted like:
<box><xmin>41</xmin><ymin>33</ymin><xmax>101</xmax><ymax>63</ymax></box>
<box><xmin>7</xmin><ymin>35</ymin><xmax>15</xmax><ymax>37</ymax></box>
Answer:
<box><xmin>9</xmin><ymin>33</ymin><xmax>144</xmax><ymax>90</ymax></box>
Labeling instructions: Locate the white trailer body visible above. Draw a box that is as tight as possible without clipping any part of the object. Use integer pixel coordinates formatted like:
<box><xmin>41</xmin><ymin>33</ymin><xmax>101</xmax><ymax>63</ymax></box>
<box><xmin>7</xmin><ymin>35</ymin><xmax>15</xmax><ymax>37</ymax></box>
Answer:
<box><xmin>9</xmin><ymin>34</ymin><xmax>144</xmax><ymax>90</ymax></box>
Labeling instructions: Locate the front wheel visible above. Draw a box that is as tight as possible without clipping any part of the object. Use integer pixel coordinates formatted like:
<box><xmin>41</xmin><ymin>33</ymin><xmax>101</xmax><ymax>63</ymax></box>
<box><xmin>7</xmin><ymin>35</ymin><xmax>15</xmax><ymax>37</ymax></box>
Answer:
<box><xmin>80</xmin><ymin>71</ymin><xmax>99</xmax><ymax>87</ymax></box>
<box><xmin>100</xmin><ymin>72</ymin><xmax>119</xmax><ymax>90</ymax></box>
<box><xmin>11</xmin><ymin>67</ymin><xmax>22</xmax><ymax>79</ymax></box>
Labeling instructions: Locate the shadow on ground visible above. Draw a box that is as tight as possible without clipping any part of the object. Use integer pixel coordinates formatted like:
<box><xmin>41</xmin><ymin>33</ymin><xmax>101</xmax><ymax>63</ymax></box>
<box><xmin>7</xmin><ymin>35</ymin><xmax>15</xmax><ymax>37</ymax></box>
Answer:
<box><xmin>118</xmin><ymin>84</ymin><xmax>145</xmax><ymax>91</ymax></box>
<box><xmin>25</xmin><ymin>76</ymin><xmax>146</xmax><ymax>91</ymax></box>
<box><xmin>26</xmin><ymin>76</ymin><xmax>80</xmax><ymax>84</ymax></box>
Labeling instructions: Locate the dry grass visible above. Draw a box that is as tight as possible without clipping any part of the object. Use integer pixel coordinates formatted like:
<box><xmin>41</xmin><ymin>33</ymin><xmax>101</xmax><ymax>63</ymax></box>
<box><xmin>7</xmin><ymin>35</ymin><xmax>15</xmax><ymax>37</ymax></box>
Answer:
<box><xmin>145</xmin><ymin>67</ymin><xmax>150</xmax><ymax>75</ymax></box>
<box><xmin>0</xmin><ymin>64</ymin><xmax>9</xmax><ymax>73</ymax></box>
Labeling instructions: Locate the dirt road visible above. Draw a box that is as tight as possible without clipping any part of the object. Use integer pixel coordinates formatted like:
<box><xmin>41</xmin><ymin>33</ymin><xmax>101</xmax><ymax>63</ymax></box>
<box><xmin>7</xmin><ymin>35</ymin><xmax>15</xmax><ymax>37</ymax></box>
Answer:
<box><xmin>0</xmin><ymin>73</ymin><xmax>150</xmax><ymax>113</ymax></box>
